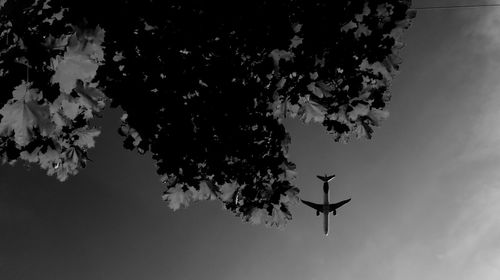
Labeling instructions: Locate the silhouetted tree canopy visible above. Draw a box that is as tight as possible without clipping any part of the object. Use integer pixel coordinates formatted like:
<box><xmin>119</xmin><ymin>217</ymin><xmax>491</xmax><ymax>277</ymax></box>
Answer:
<box><xmin>0</xmin><ymin>0</ymin><xmax>415</xmax><ymax>227</ymax></box>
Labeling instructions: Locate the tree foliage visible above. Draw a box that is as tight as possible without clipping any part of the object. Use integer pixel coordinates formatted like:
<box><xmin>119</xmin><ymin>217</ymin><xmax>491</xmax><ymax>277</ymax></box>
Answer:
<box><xmin>0</xmin><ymin>0</ymin><xmax>416</xmax><ymax>227</ymax></box>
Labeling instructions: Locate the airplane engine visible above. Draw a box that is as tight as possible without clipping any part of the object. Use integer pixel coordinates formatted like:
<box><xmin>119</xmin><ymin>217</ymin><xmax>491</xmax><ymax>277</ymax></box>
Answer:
<box><xmin>333</xmin><ymin>210</ymin><xmax>337</xmax><ymax>216</ymax></box>
<box><xmin>316</xmin><ymin>210</ymin><xmax>320</xmax><ymax>216</ymax></box>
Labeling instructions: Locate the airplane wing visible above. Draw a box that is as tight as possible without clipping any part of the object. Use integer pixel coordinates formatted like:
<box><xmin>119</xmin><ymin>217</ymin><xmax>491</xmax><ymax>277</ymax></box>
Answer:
<box><xmin>317</xmin><ymin>174</ymin><xmax>335</xmax><ymax>182</ymax></box>
<box><xmin>329</xmin><ymin>198</ymin><xmax>351</xmax><ymax>212</ymax></box>
<box><xmin>301</xmin><ymin>199</ymin><xmax>323</xmax><ymax>212</ymax></box>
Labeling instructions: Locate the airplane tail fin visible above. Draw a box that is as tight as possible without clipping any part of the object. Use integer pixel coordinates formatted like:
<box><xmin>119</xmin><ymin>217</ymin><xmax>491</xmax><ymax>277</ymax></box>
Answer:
<box><xmin>317</xmin><ymin>174</ymin><xmax>335</xmax><ymax>182</ymax></box>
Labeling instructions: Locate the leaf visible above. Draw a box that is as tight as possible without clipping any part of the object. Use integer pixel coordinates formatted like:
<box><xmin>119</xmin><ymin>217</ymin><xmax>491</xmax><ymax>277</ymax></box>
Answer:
<box><xmin>352</xmin><ymin>121</ymin><xmax>369</xmax><ymax>139</ymax></box>
<box><xmin>354</xmin><ymin>23</ymin><xmax>372</xmax><ymax>38</ymax></box>
<box><xmin>348</xmin><ymin>102</ymin><xmax>370</xmax><ymax>121</ymax></box>
<box><xmin>190</xmin><ymin>181</ymin><xmax>217</xmax><ymax>201</ymax></box>
<box><xmin>367</xmin><ymin>108</ymin><xmax>390</xmax><ymax>126</ymax></box>
<box><xmin>283</xmin><ymin>186</ymin><xmax>300</xmax><ymax>205</ymax></box>
<box><xmin>290</xmin><ymin>35</ymin><xmax>303</xmax><ymax>49</ymax></box>
<box><xmin>50</xmin><ymin>147</ymin><xmax>81</xmax><ymax>181</ymax></box>
<box><xmin>219</xmin><ymin>181</ymin><xmax>238</xmax><ymax>202</ymax></box>
<box><xmin>36</xmin><ymin>147</ymin><xmax>60</xmax><ymax>170</ymax></box>
<box><xmin>269</xmin><ymin>49</ymin><xmax>293</xmax><ymax>67</ymax></box>
<box><xmin>0</xmin><ymin>83</ymin><xmax>52</xmax><ymax>146</ymax></box>
<box><xmin>60</xmin><ymin>97</ymin><xmax>81</xmax><ymax>119</ymax></box>
<box><xmin>249</xmin><ymin>208</ymin><xmax>266</xmax><ymax>225</ymax></box>
<box><xmin>51</xmin><ymin>54</ymin><xmax>98</xmax><ymax>94</ymax></box>
<box><xmin>298</xmin><ymin>97</ymin><xmax>326</xmax><ymax>123</ymax></box>
<box><xmin>359</xmin><ymin>59</ymin><xmax>391</xmax><ymax>80</ymax></box>
<box><xmin>20</xmin><ymin>147</ymin><xmax>41</xmax><ymax>163</ymax></box>
<box><xmin>42</xmin><ymin>7</ymin><xmax>67</xmax><ymax>25</ymax></box>
<box><xmin>66</xmin><ymin>26</ymin><xmax>105</xmax><ymax>61</ymax></box>
<box><xmin>5</xmin><ymin>103</ymin><xmax>38</xmax><ymax>146</ymax></box>
<box><xmin>261</xmin><ymin>205</ymin><xmax>289</xmax><ymax>228</ymax></box>
<box><xmin>341</xmin><ymin>21</ymin><xmax>357</xmax><ymax>32</ymax></box>
<box><xmin>73</xmin><ymin>127</ymin><xmax>101</xmax><ymax>149</ymax></box>
<box><xmin>74</xmin><ymin>82</ymin><xmax>106</xmax><ymax>115</ymax></box>
<box><xmin>51</xmin><ymin>27</ymin><xmax>105</xmax><ymax>94</ymax></box>
<box><xmin>307</xmin><ymin>82</ymin><xmax>324</xmax><ymax>98</ymax></box>
<box><xmin>11</xmin><ymin>82</ymin><xmax>41</xmax><ymax>102</ymax></box>
<box><xmin>163</xmin><ymin>183</ymin><xmax>192</xmax><ymax>211</ymax></box>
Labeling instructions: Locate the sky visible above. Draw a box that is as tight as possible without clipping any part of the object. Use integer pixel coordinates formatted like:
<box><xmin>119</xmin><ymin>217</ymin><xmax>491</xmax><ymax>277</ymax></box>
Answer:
<box><xmin>2</xmin><ymin>1</ymin><xmax>500</xmax><ymax>280</ymax></box>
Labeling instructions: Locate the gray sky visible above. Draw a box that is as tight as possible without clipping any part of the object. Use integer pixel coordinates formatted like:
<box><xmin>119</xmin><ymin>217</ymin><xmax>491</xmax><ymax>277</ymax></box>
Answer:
<box><xmin>2</xmin><ymin>1</ymin><xmax>500</xmax><ymax>279</ymax></box>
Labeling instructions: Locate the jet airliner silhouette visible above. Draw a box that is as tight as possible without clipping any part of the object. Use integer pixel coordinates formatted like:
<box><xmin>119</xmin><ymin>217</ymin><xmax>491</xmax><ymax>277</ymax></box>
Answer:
<box><xmin>301</xmin><ymin>174</ymin><xmax>351</xmax><ymax>236</ymax></box>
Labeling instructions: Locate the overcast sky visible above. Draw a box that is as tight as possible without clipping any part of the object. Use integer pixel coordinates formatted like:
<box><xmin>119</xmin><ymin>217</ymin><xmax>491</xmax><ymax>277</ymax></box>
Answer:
<box><xmin>2</xmin><ymin>1</ymin><xmax>500</xmax><ymax>280</ymax></box>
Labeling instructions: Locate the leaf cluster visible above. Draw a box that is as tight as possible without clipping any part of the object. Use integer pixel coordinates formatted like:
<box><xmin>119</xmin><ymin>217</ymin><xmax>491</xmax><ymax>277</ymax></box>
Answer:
<box><xmin>0</xmin><ymin>0</ymin><xmax>415</xmax><ymax>227</ymax></box>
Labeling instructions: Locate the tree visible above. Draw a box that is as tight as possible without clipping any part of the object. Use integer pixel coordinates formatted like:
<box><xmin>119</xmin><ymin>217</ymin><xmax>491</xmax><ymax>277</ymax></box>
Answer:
<box><xmin>0</xmin><ymin>0</ymin><xmax>416</xmax><ymax>227</ymax></box>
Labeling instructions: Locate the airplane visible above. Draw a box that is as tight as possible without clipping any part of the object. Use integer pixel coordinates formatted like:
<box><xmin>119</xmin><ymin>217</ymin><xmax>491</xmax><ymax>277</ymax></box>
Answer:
<box><xmin>301</xmin><ymin>174</ymin><xmax>351</xmax><ymax>236</ymax></box>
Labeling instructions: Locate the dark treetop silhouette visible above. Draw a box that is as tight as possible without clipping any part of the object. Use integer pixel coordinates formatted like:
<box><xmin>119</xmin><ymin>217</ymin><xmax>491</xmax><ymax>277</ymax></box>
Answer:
<box><xmin>0</xmin><ymin>0</ymin><xmax>415</xmax><ymax>227</ymax></box>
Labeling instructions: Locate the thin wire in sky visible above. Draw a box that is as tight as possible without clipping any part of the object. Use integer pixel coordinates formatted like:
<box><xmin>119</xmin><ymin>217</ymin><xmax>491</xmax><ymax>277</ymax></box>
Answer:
<box><xmin>413</xmin><ymin>3</ymin><xmax>500</xmax><ymax>10</ymax></box>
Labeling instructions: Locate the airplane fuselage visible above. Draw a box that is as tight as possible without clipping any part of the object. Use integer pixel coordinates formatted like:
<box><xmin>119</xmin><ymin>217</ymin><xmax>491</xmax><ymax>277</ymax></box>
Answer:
<box><xmin>323</xmin><ymin>181</ymin><xmax>330</xmax><ymax>236</ymax></box>
<box><xmin>301</xmin><ymin>174</ymin><xmax>350</xmax><ymax>236</ymax></box>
